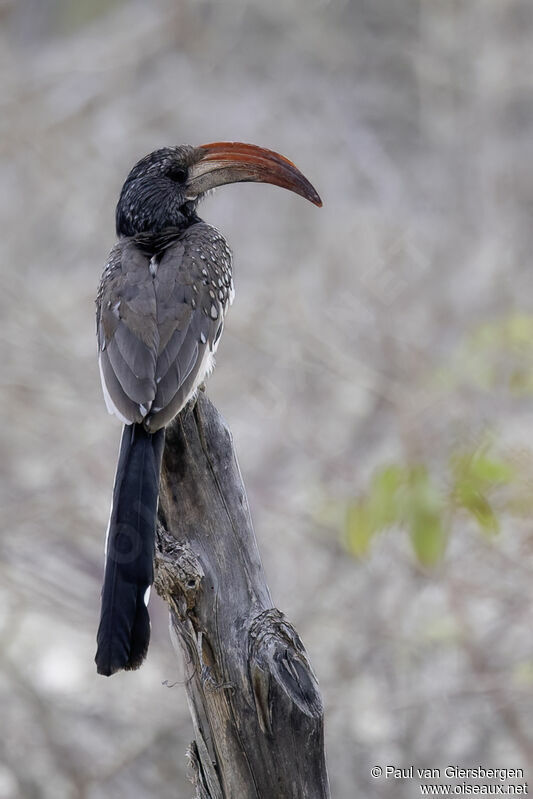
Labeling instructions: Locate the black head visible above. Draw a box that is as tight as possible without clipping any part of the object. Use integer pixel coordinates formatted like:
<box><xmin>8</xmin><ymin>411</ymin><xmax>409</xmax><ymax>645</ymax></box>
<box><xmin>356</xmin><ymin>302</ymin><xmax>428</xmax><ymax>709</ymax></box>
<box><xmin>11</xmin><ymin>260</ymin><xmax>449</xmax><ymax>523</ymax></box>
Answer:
<box><xmin>116</xmin><ymin>142</ymin><xmax>322</xmax><ymax>238</ymax></box>
<box><xmin>116</xmin><ymin>146</ymin><xmax>200</xmax><ymax>237</ymax></box>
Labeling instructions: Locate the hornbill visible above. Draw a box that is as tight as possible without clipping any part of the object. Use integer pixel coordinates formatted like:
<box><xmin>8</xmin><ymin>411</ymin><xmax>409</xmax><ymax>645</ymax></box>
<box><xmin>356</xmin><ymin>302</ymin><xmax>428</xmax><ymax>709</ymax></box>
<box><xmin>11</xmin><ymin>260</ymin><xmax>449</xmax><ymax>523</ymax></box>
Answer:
<box><xmin>95</xmin><ymin>142</ymin><xmax>321</xmax><ymax>676</ymax></box>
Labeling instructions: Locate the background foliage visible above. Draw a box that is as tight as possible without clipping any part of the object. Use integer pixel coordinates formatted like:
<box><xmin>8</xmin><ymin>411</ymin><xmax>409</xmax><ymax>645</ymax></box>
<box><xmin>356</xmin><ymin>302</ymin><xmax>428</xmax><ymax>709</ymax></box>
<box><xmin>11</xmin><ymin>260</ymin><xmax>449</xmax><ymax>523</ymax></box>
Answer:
<box><xmin>1</xmin><ymin>0</ymin><xmax>533</xmax><ymax>797</ymax></box>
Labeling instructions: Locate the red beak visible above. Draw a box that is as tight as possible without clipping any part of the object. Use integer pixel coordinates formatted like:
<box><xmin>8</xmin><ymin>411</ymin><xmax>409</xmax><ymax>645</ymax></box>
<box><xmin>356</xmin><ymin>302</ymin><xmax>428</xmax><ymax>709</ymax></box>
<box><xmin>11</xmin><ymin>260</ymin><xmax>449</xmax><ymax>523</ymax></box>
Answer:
<box><xmin>186</xmin><ymin>141</ymin><xmax>322</xmax><ymax>207</ymax></box>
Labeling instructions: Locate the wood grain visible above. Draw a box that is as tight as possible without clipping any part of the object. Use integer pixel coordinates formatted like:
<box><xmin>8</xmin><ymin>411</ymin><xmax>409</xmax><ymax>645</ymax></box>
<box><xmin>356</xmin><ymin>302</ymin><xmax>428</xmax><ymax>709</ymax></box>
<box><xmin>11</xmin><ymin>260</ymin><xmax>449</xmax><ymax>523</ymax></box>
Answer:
<box><xmin>155</xmin><ymin>391</ymin><xmax>330</xmax><ymax>798</ymax></box>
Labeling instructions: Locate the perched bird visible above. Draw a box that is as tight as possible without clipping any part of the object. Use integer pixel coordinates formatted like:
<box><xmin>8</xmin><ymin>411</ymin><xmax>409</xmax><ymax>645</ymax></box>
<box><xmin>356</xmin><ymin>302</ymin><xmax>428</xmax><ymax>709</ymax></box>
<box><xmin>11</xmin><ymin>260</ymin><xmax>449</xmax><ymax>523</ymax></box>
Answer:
<box><xmin>95</xmin><ymin>141</ymin><xmax>321</xmax><ymax>676</ymax></box>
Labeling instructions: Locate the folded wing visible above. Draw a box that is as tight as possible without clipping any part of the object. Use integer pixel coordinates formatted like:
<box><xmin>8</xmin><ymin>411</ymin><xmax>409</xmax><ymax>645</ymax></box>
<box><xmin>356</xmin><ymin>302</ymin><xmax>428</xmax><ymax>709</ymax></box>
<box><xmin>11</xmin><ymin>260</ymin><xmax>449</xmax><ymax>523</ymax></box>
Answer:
<box><xmin>96</xmin><ymin>224</ymin><xmax>232</xmax><ymax>431</ymax></box>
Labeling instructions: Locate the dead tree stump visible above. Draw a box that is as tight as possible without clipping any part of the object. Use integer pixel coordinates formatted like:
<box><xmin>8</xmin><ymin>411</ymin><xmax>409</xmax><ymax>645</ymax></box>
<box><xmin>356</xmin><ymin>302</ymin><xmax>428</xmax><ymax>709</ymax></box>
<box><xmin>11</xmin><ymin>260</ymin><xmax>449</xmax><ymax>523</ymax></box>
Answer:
<box><xmin>155</xmin><ymin>391</ymin><xmax>330</xmax><ymax>799</ymax></box>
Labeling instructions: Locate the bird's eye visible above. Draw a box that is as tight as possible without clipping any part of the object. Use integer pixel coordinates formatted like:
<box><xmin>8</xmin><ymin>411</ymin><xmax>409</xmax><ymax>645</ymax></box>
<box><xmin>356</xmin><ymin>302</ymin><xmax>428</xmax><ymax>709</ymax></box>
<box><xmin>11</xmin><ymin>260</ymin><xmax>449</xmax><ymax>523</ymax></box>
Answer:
<box><xmin>167</xmin><ymin>166</ymin><xmax>188</xmax><ymax>183</ymax></box>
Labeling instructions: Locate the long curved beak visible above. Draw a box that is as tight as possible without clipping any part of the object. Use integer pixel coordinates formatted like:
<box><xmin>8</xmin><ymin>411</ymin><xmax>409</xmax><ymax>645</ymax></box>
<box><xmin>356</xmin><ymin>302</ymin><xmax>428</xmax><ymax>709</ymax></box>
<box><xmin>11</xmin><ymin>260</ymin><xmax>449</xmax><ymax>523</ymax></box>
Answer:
<box><xmin>186</xmin><ymin>141</ymin><xmax>322</xmax><ymax>207</ymax></box>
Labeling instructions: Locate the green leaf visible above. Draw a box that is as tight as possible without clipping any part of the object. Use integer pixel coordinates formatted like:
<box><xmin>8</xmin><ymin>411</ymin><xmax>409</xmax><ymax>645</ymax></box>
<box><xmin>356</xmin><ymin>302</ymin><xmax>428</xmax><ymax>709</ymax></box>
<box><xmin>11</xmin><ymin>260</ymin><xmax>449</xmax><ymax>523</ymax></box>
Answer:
<box><xmin>450</xmin><ymin>442</ymin><xmax>511</xmax><ymax>535</ymax></box>
<box><xmin>409</xmin><ymin>505</ymin><xmax>447</xmax><ymax>567</ymax></box>
<box><xmin>456</xmin><ymin>483</ymin><xmax>499</xmax><ymax>535</ymax></box>
<box><xmin>467</xmin><ymin>453</ymin><xmax>514</xmax><ymax>485</ymax></box>
<box><xmin>401</xmin><ymin>465</ymin><xmax>447</xmax><ymax>566</ymax></box>
<box><xmin>367</xmin><ymin>464</ymin><xmax>405</xmax><ymax>529</ymax></box>
<box><xmin>345</xmin><ymin>502</ymin><xmax>375</xmax><ymax>557</ymax></box>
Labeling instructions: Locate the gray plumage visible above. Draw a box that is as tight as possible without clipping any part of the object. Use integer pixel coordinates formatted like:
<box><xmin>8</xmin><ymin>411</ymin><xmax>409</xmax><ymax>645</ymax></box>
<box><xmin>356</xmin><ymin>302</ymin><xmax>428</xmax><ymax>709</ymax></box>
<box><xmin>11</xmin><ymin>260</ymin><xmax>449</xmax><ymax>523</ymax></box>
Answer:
<box><xmin>96</xmin><ymin>223</ymin><xmax>233</xmax><ymax>432</ymax></box>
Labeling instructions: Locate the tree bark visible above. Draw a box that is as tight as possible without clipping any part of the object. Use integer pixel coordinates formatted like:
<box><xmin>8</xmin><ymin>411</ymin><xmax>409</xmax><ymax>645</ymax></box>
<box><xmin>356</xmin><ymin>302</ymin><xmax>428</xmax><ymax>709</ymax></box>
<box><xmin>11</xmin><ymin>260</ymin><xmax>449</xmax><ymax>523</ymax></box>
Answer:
<box><xmin>154</xmin><ymin>391</ymin><xmax>330</xmax><ymax>799</ymax></box>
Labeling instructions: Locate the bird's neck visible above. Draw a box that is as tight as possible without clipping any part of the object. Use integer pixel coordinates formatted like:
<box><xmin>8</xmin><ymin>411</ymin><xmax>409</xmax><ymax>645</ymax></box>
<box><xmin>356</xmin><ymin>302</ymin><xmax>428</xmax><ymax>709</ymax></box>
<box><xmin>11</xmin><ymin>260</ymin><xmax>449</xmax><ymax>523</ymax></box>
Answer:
<box><xmin>124</xmin><ymin>213</ymin><xmax>203</xmax><ymax>255</ymax></box>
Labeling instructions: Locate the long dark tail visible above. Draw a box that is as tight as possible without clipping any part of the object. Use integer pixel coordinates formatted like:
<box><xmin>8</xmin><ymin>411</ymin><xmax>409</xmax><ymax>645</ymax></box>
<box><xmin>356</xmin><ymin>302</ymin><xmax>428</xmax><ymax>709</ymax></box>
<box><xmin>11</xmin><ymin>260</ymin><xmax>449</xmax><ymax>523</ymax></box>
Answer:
<box><xmin>95</xmin><ymin>423</ymin><xmax>165</xmax><ymax>676</ymax></box>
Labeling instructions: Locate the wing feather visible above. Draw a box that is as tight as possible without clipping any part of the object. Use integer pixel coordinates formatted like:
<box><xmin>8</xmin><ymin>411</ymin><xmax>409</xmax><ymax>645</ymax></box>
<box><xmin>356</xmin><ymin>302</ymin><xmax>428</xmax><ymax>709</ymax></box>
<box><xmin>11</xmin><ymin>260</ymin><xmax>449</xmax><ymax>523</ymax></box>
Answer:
<box><xmin>106</xmin><ymin>336</ymin><xmax>156</xmax><ymax>405</ymax></box>
<box><xmin>96</xmin><ymin>224</ymin><xmax>232</xmax><ymax>430</ymax></box>
<box><xmin>99</xmin><ymin>350</ymin><xmax>144</xmax><ymax>424</ymax></box>
<box><xmin>97</xmin><ymin>242</ymin><xmax>158</xmax><ymax>423</ymax></box>
<box><xmin>113</xmin><ymin>320</ymin><xmax>156</xmax><ymax>381</ymax></box>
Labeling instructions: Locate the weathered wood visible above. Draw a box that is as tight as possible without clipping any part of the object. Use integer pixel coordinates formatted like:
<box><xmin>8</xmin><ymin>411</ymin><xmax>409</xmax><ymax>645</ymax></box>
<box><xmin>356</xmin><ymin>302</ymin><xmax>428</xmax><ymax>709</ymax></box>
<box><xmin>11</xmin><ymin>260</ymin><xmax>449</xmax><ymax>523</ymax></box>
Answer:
<box><xmin>155</xmin><ymin>391</ymin><xmax>330</xmax><ymax>799</ymax></box>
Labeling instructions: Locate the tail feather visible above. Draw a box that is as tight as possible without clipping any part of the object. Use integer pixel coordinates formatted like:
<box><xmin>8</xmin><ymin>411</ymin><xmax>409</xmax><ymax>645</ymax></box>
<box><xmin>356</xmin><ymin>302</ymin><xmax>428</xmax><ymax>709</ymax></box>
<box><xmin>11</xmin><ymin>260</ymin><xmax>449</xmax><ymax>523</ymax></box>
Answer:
<box><xmin>95</xmin><ymin>423</ymin><xmax>165</xmax><ymax>676</ymax></box>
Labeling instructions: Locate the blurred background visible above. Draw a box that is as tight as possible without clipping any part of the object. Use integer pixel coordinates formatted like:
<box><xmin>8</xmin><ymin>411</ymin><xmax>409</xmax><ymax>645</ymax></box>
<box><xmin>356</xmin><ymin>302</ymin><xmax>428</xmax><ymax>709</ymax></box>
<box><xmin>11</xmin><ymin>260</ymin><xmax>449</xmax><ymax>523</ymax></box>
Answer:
<box><xmin>1</xmin><ymin>0</ymin><xmax>533</xmax><ymax>796</ymax></box>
